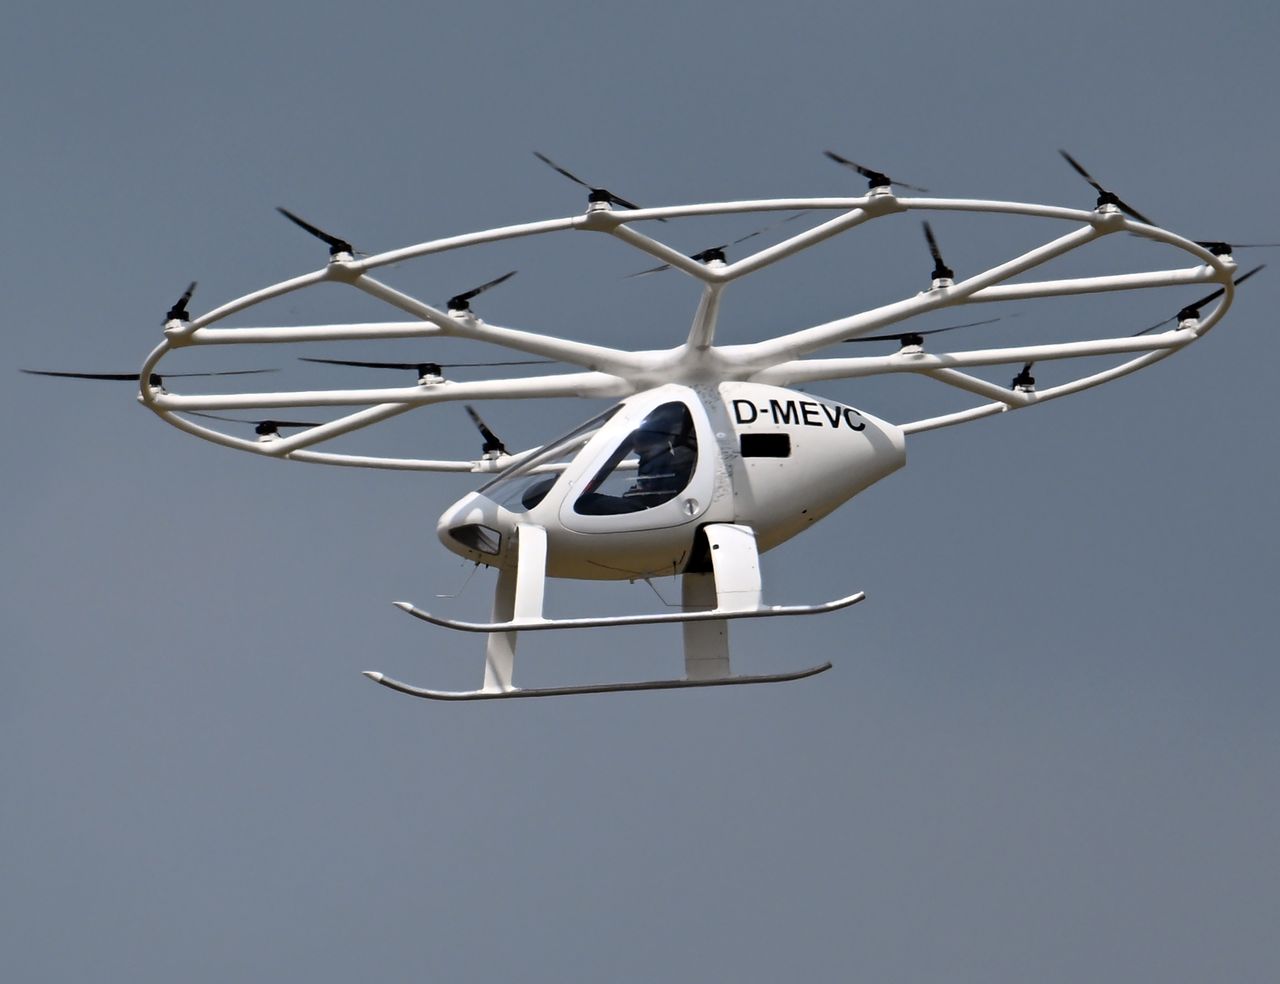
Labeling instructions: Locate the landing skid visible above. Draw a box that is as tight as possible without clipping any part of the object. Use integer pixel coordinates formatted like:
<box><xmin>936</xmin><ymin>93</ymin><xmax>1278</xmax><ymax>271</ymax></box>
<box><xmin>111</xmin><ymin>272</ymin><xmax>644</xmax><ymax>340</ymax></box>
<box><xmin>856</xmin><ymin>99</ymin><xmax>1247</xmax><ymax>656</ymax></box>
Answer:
<box><xmin>392</xmin><ymin>591</ymin><xmax>864</xmax><ymax>632</ymax></box>
<box><xmin>366</xmin><ymin>523</ymin><xmax>856</xmax><ymax>702</ymax></box>
<box><xmin>363</xmin><ymin>662</ymin><xmax>833</xmax><ymax>700</ymax></box>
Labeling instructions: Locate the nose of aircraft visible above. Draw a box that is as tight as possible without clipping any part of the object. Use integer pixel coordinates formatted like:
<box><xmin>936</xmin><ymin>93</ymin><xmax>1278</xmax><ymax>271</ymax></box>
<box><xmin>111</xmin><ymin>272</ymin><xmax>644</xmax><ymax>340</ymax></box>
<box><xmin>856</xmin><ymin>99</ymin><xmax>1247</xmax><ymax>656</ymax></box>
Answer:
<box><xmin>437</xmin><ymin>491</ymin><xmax>511</xmax><ymax>562</ymax></box>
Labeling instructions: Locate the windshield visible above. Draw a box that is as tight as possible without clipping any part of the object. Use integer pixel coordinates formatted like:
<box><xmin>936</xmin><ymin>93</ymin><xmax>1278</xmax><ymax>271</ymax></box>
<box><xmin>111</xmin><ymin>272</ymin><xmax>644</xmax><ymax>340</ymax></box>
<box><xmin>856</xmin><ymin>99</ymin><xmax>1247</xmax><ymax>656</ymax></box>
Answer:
<box><xmin>574</xmin><ymin>402</ymin><xmax>697</xmax><ymax>516</ymax></box>
<box><xmin>479</xmin><ymin>405</ymin><xmax>622</xmax><ymax>512</ymax></box>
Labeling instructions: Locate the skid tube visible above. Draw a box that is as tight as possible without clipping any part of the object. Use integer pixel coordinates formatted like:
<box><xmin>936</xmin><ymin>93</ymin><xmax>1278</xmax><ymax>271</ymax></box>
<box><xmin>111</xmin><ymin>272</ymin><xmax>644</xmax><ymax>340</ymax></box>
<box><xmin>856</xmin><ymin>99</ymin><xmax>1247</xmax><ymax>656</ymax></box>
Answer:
<box><xmin>392</xmin><ymin>591</ymin><xmax>865</xmax><ymax>633</ymax></box>
<box><xmin>362</xmin><ymin>662</ymin><xmax>833</xmax><ymax>700</ymax></box>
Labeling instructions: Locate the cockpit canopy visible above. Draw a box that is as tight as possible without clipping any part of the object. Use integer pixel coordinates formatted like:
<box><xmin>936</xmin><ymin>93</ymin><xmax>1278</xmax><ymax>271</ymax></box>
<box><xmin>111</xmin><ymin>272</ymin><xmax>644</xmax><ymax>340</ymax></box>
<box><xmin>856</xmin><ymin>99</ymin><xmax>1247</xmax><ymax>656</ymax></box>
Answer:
<box><xmin>573</xmin><ymin>401</ymin><xmax>697</xmax><ymax>515</ymax></box>
<box><xmin>479</xmin><ymin>397</ymin><xmax>706</xmax><ymax>523</ymax></box>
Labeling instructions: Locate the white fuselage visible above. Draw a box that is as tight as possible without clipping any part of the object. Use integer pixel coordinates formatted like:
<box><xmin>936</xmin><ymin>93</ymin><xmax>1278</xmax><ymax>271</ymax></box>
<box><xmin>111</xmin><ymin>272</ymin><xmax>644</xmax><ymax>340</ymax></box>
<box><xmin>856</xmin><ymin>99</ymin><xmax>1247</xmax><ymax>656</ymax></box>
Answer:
<box><xmin>438</xmin><ymin>382</ymin><xmax>906</xmax><ymax>580</ymax></box>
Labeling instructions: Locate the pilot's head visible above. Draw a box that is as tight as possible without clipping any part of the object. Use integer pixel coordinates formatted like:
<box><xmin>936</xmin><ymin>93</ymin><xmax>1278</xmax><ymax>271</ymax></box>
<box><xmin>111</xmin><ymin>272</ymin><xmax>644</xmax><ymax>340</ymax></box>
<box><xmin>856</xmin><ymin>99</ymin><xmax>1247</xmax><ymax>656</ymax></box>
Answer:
<box><xmin>636</xmin><ymin>403</ymin><xmax>688</xmax><ymax>441</ymax></box>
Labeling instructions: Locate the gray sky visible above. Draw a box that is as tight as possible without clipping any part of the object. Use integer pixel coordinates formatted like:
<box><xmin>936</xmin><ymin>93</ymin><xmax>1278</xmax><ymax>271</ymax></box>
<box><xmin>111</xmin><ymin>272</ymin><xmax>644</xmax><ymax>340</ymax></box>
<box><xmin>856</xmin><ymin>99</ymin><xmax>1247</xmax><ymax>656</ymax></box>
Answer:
<box><xmin>4</xmin><ymin>2</ymin><xmax>1277</xmax><ymax>981</ymax></box>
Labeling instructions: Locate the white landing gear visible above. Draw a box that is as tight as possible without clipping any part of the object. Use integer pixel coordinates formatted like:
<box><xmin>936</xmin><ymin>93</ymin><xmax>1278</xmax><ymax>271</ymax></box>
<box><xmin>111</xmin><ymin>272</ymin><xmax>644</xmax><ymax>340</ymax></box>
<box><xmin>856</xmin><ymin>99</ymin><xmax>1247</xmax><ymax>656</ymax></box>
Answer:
<box><xmin>363</xmin><ymin>524</ymin><xmax>850</xmax><ymax>700</ymax></box>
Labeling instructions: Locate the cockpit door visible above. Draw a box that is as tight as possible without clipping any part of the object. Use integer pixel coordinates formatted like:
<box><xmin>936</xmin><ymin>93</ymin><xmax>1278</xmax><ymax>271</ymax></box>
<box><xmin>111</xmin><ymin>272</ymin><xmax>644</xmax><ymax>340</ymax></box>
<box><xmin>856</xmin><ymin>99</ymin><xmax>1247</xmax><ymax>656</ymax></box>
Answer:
<box><xmin>559</xmin><ymin>392</ymin><xmax>715</xmax><ymax>534</ymax></box>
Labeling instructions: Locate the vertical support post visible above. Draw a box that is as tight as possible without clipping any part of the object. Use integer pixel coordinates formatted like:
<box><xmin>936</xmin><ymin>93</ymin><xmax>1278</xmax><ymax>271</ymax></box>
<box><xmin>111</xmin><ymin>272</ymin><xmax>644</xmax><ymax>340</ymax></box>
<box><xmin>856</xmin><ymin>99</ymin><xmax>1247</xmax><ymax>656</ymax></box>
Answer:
<box><xmin>682</xmin><ymin>572</ymin><xmax>730</xmax><ymax>681</ymax></box>
<box><xmin>706</xmin><ymin>523</ymin><xmax>763</xmax><ymax>611</ymax></box>
<box><xmin>685</xmin><ymin>283</ymin><xmax>724</xmax><ymax>351</ymax></box>
<box><xmin>482</xmin><ymin>524</ymin><xmax>548</xmax><ymax>694</ymax></box>
<box><xmin>681</xmin><ymin>523</ymin><xmax>764</xmax><ymax>681</ymax></box>
<box><xmin>512</xmin><ymin>524</ymin><xmax>547</xmax><ymax>622</ymax></box>
<box><xmin>483</xmin><ymin>566</ymin><xmax>517</xmax><ymax>693</ymax></box>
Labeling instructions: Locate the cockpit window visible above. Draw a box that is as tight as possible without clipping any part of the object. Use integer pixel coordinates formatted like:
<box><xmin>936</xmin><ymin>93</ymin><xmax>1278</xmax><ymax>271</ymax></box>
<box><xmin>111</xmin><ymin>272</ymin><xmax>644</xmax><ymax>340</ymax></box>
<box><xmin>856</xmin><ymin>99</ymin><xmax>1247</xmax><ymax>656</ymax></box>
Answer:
<box><xmin>480</xmin><ymin>405</ymin><xmax>622</xmax><ymax>512</ymax></box>
<box><xmin>574</xmin><ymin>402</ymin><xmax>697</xmax><ymax>516</ymax></box>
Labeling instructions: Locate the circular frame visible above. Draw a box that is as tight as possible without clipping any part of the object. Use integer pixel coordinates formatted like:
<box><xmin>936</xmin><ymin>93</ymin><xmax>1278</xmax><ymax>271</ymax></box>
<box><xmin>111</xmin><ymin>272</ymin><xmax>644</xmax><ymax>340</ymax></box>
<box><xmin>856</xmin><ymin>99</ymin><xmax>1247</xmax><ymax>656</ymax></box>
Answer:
<box><xmin>139</xmin><ymin>189</ymin><xmax>1241</xmax><ymax>471</ymax></box>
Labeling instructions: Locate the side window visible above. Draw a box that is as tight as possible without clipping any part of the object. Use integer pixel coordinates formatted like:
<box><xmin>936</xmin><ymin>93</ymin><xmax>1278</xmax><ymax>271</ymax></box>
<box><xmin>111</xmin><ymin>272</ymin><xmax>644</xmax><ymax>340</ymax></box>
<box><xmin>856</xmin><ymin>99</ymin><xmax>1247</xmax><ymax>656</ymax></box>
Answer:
<box><xmin>574</xmin><ymin>402</ymin><xmax>698</xmax><ymax>516</ymax></box>
<box><xmin>479</xmin><ymin>405</ymin><xmax>622</xmax><ymax>513</ymax></box>
<box><xmin>740</xmin><ymin>433</ymin><xmax>790</xmax><ymax>457</ymax></box>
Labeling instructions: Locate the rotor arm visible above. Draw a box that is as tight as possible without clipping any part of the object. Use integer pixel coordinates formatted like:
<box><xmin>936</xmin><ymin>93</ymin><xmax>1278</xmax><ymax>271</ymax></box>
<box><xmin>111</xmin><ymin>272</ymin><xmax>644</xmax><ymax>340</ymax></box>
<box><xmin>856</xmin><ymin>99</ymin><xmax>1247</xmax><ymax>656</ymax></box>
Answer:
<box><xmin>759</xmin><ymin>323</ymin><xmax>1202</xmax><ymax>437</ymax></box>
<box><xmin>920</xmin><ymin>369</ymin><xmax>1031</xmax><ymax>408</ymax></box>
<box><xmin>168</xmin><ymin>322</ymin><xmax>447</xmax><ymax>346</ymax></box>
<box><xmin>608</xmin><ymin>224</ymin><xmax>720</xmax><ymax>281</ymax></box>
<box><xmin>150</xmin><ymin>400</ymin><xmax>423</xmax><ymax>460</ymax></box>
<box><xmin>351</xmin><ymin>274</ymin><xmax>644</xmax><ymax>375</ymax></box>
<box><xmin>137</xmin><ymin>342</ymin><xmax>428</xmax><ymax>463</ymax></box>
<box><xmin>755</xmin><ymin>331</ymin><xmax>1193</xmax><ymax>387</ymax></box>
<box><xmin>146</xmin><ymin>369</ymin><xmax>629</xmax><ymax>414</ymax></box>
<box><xmin>282</xmin><ymin>445</ymin><xmax>547</xmax><ymax>473</ymax></box>
<box><xmin>963</xmin><ymin>265</ymin><xmax>1221</xmax><ymax>304</ymax></box>
<box><xmin>686</xmin><ymin>283</ymin><xmax>724</xmax><ymax>351</ymax></box>
<box><xmin>717</xmin><ymin>205</ymin><xmax>886</xmax><ymax>282</ymax></box>
<box><xmin>901</xmin><ymin>344</ymin><xmax>1188</xmax><ymax>434</ymax></box>
<box><xmin>170</xmin><ymin>212</ymin><xmax>578</xmax><ymax>339</ymax></box>
<box><xmin>739</xmin><ymin>223</ymin><xmax>1111</xmax><ymax>370</ymax></box>
<box><xmin>143</xmin><ymin>369</ymin><xmax>630</xmax><ymax>465</ymax></box>
<box><xmin>151</xmin><ymin>402</ymin><xmax>531</xmax><ymax>472</ymax></box>
<box><xmin>606</xmin><ymin>204</ymin><xmax>886</xmax><ymax>285</ymax></box>
<box><xmin>263</xmin><ymin>373</ymin><xmax>628</xmax><ymax>457</ymax></box>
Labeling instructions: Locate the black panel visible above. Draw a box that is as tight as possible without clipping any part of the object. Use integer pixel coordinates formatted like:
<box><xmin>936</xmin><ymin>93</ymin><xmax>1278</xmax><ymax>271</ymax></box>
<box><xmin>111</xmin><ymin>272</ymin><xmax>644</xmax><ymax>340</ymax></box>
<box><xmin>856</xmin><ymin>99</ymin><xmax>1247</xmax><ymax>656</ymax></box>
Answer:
<box><xmin>740</xmin><ymin>433</ymin><xmax>791</xmax><ymax>458</ymax></box>
<box><xmin>450</xmin><ymin>524</ymin><xmax>502</xmax><ymax>555</ymax></box>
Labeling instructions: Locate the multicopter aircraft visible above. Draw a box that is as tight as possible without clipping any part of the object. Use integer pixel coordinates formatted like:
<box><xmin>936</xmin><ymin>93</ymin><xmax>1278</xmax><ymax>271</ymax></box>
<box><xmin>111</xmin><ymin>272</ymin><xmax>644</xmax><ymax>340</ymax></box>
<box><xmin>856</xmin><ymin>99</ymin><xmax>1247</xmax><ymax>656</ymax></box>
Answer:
<box><xmin>25</xmin><ymin>151</ymin><xmax>1266</xmax><ymax>700</ymax></box>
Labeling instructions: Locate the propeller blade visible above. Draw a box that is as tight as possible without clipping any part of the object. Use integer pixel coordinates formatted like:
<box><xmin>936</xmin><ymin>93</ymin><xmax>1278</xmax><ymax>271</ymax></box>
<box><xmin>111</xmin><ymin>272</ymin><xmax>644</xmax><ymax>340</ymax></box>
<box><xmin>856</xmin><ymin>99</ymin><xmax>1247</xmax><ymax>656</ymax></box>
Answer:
<box><xmin>20</xmin><ymin>368</ymin><xmax>276</xmax><ymax>381</ymax></box>
<box><xmin>690</xmin><ymin>213</ymin><xmax>810</xmax><ymax>261</ymax></box>
<box><xmin>1194</xmin><ymin>240</ymin><xmax>1280</xmax><ymax>256</ymax></box>
<box><xmin>843</xmin><ymin>317</ymin><xmax>1004</xmax><ymax>344</ymax></box>
<box><xmin>465</xmin><ymin>405</ymin><xmax>507</xmax><ymax>455</ymax></box>
<box><xmin>532</xmin><ymin>151</ymin><xmax>660</xmax><ymax>217</ymax></box>
<box><xmin>186</xmin><ymin>411</ymin><xmax>325</xmax><ymax>430</ymax></box>
<box><xmin>448</xmin><ymin>270</ymin><xmax>517</xmax><ymax>310</ymax></box>
<box><xmin>532</xmin><ymin>151</ymin><xmax>591</xmax><ymax>189</ymax></box>
<box><xmin>627</xmin><ymin>243</ymin><xmax>734</xmax><ymax>278</ymax></box>
<box><xmin>162</xmin><ymin>369</ymin><xmax>279</xmax><ymax>378</ymax></box>
<box><xmin>1057</xmin><ymin>148</ymin><xmax>1106</xmax><ymax>195</ymax></box>
<box><xmin>1181</xmin><ymin>263</ymin><xmax>1266</xmax><ymax>312</ymax></box>
<box><xmin>1133</xmin><ymin>264</ymin><xmax>1266</xmax><ymax>335</ymax></box>
<box><xmin>689</xmin><ymin>245</ymin><xmax>730</xmax><ymax>263</ymax></box>
<box><xmin>1057</xmin><ymin>149</ymin><xmax>1156</xmax><ymax>226</ymax></box>
<box><xmin>22</xmin><ymin>370</ymin><xmax>142</xmax><ymax>381</ymax></box>
<box><xmin>299</xmin><ymin>357</ymin><xmax>427</xmax><ymax>371</ymax></box>
<box><xmin>626</xmin><ymin>261</ymin><xmax>674</xmax><ymax>278</ymax></box>
<box><xmin>823</xmin><ymin>150</ymin><xmax>929</xmax><ymax>192</ymax></box>
<box><xmin>1011</xmin><ymin>361</ymin><xmax>1036</xmax><ymax>390</ymax></box>
<box><xmin>604</xmin><ymin>190</ymin><xmax>642</xmax><ymax>211</ymax></box>
<box><xmin>298</xmin><ymin>357</ymin><xmax>553</xmax><ymax>370</ymax></box>
<box><xmin>726</xmin><ymin>210</ymin><xmax>809</xmax><ymax>245</ymax></box>
<box><xmin>730</xmin><ymin>228</ymin><xmax>766</xmax><ymax>247</ymax></box>
<box><xmin>1133</xmin><ymin>316</ymin><xmax>1175</xmax><ymax>338</ymax></box>
<box><xmin>165</xmin><ymin>281</ymin><xmax>197</xmax><ymax>321</ymax></box>
<box><xmin>922</xmin><ymin>221</ymin><xmax>954</xmax><ymax>280</ymax></box>
<box><xmin>276</xmin><ymin>207</ymin><xmax>355</xmax><ymax>256</ymax></box>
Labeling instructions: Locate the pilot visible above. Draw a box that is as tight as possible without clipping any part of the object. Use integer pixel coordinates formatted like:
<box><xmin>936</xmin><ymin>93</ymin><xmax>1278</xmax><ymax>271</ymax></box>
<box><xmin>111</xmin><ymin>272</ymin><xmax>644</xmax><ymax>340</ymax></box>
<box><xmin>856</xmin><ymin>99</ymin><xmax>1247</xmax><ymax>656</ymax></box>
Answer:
<box><xmin>574</xmin><ymin>403</ymin><xmax>698</xmax><ymax>516</ymax></box>
<box><xmin>626</xmin><ymin>405</ymin><xmax>696</xmax><ymax>503</ymax></box>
